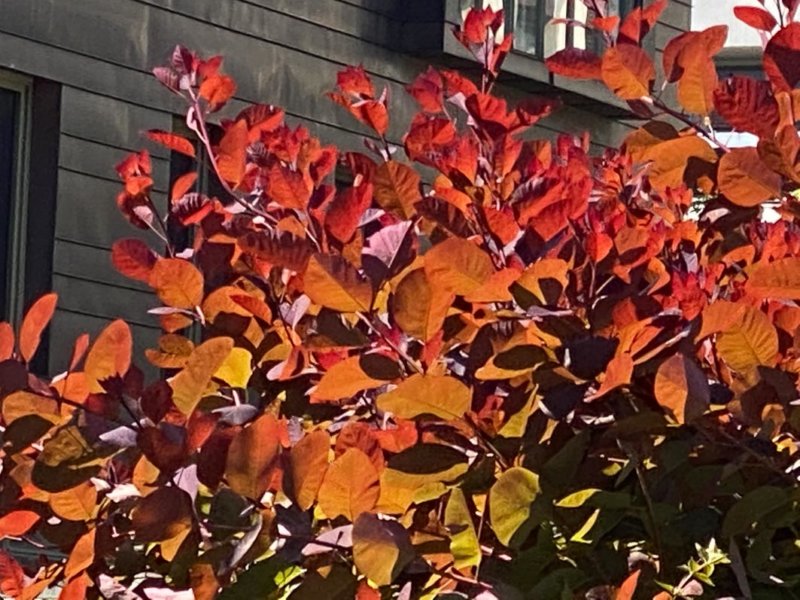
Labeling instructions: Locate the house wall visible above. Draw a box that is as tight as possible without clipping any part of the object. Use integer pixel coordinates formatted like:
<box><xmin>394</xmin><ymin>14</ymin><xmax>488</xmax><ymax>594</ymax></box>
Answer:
<box><xmin>0</xmin><ymin>0</ymin><xmax>691</xmax><ymax>372</ymax></box>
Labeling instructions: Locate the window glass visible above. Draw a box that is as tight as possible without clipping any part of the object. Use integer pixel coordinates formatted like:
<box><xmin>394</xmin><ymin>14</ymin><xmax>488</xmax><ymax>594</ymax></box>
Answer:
<box><xmin>512</xmin><ymin>0</ymin><xmax>545</xmax><ymax>56</ymax></box>
<box><xmin>0</xmin><ymin>87</ymin><xmax>20</xmax><ymax>320</ymax></box>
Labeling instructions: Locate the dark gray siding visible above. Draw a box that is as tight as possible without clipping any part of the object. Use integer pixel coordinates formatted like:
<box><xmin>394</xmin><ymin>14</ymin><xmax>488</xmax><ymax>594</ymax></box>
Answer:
<box><xmin>0</xmin><ymin>0</ymin><xmax>691</xmax><ymax>372</ymax></box>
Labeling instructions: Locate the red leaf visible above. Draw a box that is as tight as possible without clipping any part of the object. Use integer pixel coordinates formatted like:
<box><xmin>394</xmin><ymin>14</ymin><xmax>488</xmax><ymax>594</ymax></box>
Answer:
<box><xmin>734</xmin><ymin>6</ymin><xmax>778</xmax><ymax>32</ymax></box>
<box><xmin>325</xmin><ymin>182</ymin><xmax>374</xmax><ymax>244</ymax></box>
<box><xmin>19</xmin><ymin>293</ymin><xmax>58</xmax><ymax>363</ymax></box>
<box><xmin>407</xmin><ymin>67</ymin><xmax>444</xmax><ymax>113</ymax></box>
<box><xmin>713</xmin><ymin>76</ymin><xmax>780</xmax><ymax>139</ymax></box>
<box><xmin>763</xmin><ymin>23</ymin><xmax>800</xmax><ymax>92</ymax></box>
<box><xmin>545</xmin><ymin>48</ymin><xmax>602</xmax><ymax>80</ymax></box>
<box><xmin>145</xmin><ymin>130</ymin><xmax>196</xmax><ymax>158</ymax></box>
<box><xmin>336</xmin><ymin>65</ymin><xmax>375</xmax><ymax>99</ymax></box>
<box><xmin>0</xmin><ymin>551</ymin><xmax>25</xmax><ymax>598</ymax></box>
<box><xmin>111</xmin><ymin>239</ymin><xmax>158</xmax><ymax>283</ymax></box>
<box><xmin>199</xmin><ymin>74</ymin><xmax>237</xmax><ymax>111</ymax></box>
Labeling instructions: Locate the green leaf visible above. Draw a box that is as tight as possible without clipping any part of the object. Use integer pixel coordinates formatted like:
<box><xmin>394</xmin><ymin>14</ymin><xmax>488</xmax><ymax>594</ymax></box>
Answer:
<box><xmin>722</xmin><ymin>486</ymin><xmax>789</xmax><ymax>538</ymax></box>
<box><xmin>489</xmin><ymin>467</ymin><xmax>540</xmax><ymax>547</ymax></box>
<box><xmin>445</xmin><ymin>489</ymin><xmax>481</xmax><ymax>570</ymax></box>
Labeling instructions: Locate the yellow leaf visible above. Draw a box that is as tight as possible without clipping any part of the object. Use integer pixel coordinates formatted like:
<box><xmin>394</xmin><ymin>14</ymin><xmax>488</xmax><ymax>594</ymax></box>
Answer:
<box><xmin>445</xmin><ymin>489</ymin><xmax>481</xmax><ymax>570</ymax></box>
<box><xmin>170</xmin><ymin>337</ymin><xmax>234</xmax><ymax>415</ymax></box>
<box><xmin>2</xmin><ymin>392</ymin><xmax>60</xmax><ymax>424</ymax></box>
<box><xmin>377</xmin><ymin>374</ymin><xmax>471</xmax><ymax>421</ymax></box>
<box><xmin>304</xmin><ymin>254</ymin><xmax>373</xmax><ymax>313</ymax></box>
<box><xmin>214</xmin><ymin>347</ymin><xmax>252</xmax><ymax>388</ymax></box>
<box><xmin>318</xmin><ymin>448</ymin><xmax>380</xmax><ymax>521</ymax></box>
<box><xmin>489</xmin><ymin>467</ymin><xmax>540</xmax><ymax>547</ymax></box>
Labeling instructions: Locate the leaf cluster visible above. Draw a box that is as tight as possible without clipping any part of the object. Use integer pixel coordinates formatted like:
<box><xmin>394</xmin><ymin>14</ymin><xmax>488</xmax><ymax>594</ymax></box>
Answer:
<box><xmin>4</xmin><ymin>2</ymin><xmax>800</xmax><ymax>598</ymax></box>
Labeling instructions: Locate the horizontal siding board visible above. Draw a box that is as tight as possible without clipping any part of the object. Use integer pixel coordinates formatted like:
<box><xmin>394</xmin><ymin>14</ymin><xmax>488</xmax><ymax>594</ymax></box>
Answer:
<box><xmin>55</xmin><ymin>169</ymin><xmax>167</xmax><ymax>250</ymax></box>
<box><xmin>52</xmin><ymin>239</ymin><xmax>151</xmax><ymax>293</ymax></box>
<box><xmin>52</xmin><ymin>273</ymin><xmax>160</xmax><ymax>328</ymax></box>
<box><xmin>59</xmin><ymin>134</ymin><xmax>170</xmax><ymax>193</ymax></box>
<box><xmin>61</xmin><ymin>87</ymin><xmax>173</xmax><ymax>159</ymax></box>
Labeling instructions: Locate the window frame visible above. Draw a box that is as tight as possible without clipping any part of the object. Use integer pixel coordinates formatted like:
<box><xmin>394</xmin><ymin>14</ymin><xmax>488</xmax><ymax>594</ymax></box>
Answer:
<box><xmin>0</xmin><ymin>71</ymin><xmax>33</xmax><ymax>326</ymax></box>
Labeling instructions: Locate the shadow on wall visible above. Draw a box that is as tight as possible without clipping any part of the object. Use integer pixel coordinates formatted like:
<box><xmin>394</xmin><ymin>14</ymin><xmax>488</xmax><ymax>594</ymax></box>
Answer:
<box><xmin>347</xmin><ymin>0</ymin><xmax>445</xmax><ymax>54</ymax></box>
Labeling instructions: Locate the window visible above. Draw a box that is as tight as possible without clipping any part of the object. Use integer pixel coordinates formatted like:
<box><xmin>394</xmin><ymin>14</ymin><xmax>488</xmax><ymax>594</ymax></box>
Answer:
<box><xmin>503</xmin><ymin>0</ymin><xmax>640</xmax><ymax>58</ymax></box>
<box><xmin>0</xmin><ymin>72</ymin><xmax>60</xmax><ymax>369</ymax></box>
<box><xmin>0</xmin><ymin>73</ymin><xmax>31</xmax><ymax>324</ymax></box>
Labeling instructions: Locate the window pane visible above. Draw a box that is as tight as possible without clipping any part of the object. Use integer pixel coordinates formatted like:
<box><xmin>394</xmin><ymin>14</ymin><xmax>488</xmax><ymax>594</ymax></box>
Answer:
<box><xmin>512</xmin><ymin>0</ymin><xmax>545</xmax><ymax>56</ymax></box>
<box><xmin>0</xmin><ymin>88</ymin><xmax>19</xmax><ymax>320</ymax></box>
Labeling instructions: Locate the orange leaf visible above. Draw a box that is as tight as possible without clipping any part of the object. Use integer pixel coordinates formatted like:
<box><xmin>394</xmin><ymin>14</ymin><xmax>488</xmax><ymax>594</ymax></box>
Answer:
<box><xmin>615</xmin><ymin>569</ymin><xmax>640</xmax><ymax>600</ymax></box>
<box><xmin>0</xmin><ymin>510</ymin><xmax>40</xmax><ymax>537</ymax></box>
<box><xmin>289</xmin><ymin>430</ymin><xmax>331</xmax><ymax>510</ymax></box>
<box><xmin>718</xmin><ymin>147</ymin><xmax>782</xmax><ymax>207</ymax></box>
<box><xmin>325</xmin><ymin>182</ymin><xmax>374</xmax><ymax>243</ymax></box>
<box><xmin>225</xmin><ymin>413</ymin><xmax>283</xmax><ymax>500</ymax></box>
<box><xmin>216</xmin><ymin>119</ymin><xmax>248</xmax><ymax>187</ymax></box>
<box><xmin>0</xmin><ymin>322</ymin><xmax>13</xmax><ymax>361</ymax></box>
<box><xmin>84</xmin><ymin>319</ymin><xmax>132</xmax><ymax>393</ymax></box>
<box><xmin>111</xmin><ymin>239</ymin><xmax>157</xmax><ymax>283</ymax></box>
<box><xmin>318</xmin><ymin>448</ymin><xmax>380</xmax><ymax>521</ymax></box>
<box><xmin>19</xmin><ymin>293</ymin><xmax>58</xmax><ymax>363</ymax></box>
<box><xmin>171</xmin><ymin>171</ymin><xmax>198</xmax><ymax>202</ymax></box>
<box><xmin>424</xmin><ymin>238</ymin><xmax>493</xmax><ymax>296</ymax></box>
<box><xmin>312</xmin><ymin>356</ymin><xmax>386</xmax><ymax>403</ymax></box>
<box><xmin>373</xmin><ymin>161</ymin><xmax>422</xmax><ymax>218</ymax></box>
<box><xmin>601</xmin><ymin>44</ymin><xmax>654</xmax><ymax>100</ymax></box>
<box><xmin>64</xmin><ymin>528</ymin><xmax>95</xmax><ymax>580</ymax></box>
<box><xmin>589</xmin><ymin>353</ymin><xmax>634</xmax><ymax>401</ymax></box>
<box><xmin>654</xmin><ymin>354</ymin><xmax>710</xmax><ymax>424</ymax></box>
<box><xmin>150</xmin><ymin>258</ymin><xmax>205</xmax><ymax>309</ymax></box>
<box><xmin>49</xmin><ymin>483</ymin><xmax>98</xmax><ymax>522</ymax></box>
<box><xmin>392</xmin><ymin>269</ymin><xmax>453</xmax><ymax>342</ymax></box>
<box><xmin>170</xmin><ymin>336</ymin><xmax>234</xmax><ymax>415</ymax></box>
<box><xmin>145</xmin><ymin>130</ymin><xmax>196</xmax><ymax>158</ymax></box>
<box><xmin>303</xmin><ymin>254</ymin><xmax>373</xmax><ymax>313</ymax></box>
<box><xmin>59</xmin><ymin>573</ymin><xmax>91</xmax><ymax>600</ymax></box>
<box><xmin>747</xmin><ymin>257</ymin><xmax>800</xmax><ymax>299</ymax></box>
<box><xmin>68</xmin><ymin>333</ymin><xmax>90</xmax><ymax>372</ymax></box>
